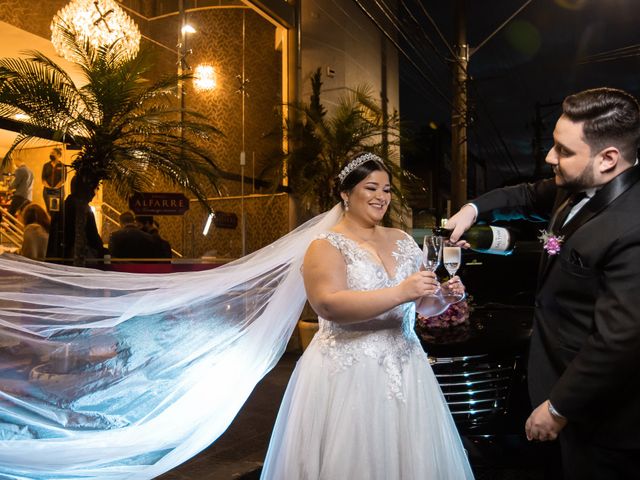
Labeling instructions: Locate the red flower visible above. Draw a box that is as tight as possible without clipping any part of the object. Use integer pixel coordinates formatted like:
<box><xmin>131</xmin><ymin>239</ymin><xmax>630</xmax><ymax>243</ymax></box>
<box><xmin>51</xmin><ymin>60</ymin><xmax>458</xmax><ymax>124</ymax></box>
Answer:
<box><xmin>417</xmin><ymin>298</ymin><xmax>472</xmax><ymax>329</ymax></box>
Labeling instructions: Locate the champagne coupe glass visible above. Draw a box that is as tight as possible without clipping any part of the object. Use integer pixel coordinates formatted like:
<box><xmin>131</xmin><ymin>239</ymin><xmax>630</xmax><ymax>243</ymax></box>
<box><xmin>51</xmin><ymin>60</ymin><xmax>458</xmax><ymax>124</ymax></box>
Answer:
<box><xmin>423</xmin><ymin>235</ymin><xmax>443</xmax><ymax>272</ymax></box>
<box><xmin>443</xmin><ymin>246</ymin><xmax>462</xmax><ymax>277</ymax></box>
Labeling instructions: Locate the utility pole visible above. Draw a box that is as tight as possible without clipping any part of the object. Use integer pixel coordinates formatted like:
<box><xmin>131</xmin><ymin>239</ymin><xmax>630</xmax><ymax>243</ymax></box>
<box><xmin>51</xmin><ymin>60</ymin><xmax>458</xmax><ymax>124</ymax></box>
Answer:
<box><xmin>451</xmin><ymin>0</ymin><xmax>468</xmax><ymax>212</ymax></box>
<box><xmin>449</xmin><ymin>0</ymin><xmax>533</xmax><ymax>210</ymax></box>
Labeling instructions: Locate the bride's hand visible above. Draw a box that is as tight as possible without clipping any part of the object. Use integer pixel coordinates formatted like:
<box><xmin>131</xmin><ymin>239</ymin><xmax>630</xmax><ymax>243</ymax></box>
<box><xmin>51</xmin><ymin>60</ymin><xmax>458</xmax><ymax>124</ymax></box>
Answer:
<box><xmin>442</xmin><ymin>276</ymin><xmax>465</xmax><ymax>296</ymax></box>
<box><xmin>399</xmin><ymin>271</ymin><xmax>440</xmax><ymax>301</ymax></box>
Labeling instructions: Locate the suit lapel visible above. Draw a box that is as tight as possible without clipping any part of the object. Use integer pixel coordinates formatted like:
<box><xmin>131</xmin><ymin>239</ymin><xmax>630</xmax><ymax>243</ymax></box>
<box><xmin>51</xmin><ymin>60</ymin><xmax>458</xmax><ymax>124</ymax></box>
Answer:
<box><xmin>562</xmin><ymin>166</ymin><xmax>640</xmax><ymax>239</ymax></box>
<box><xmin>538</xmin><ymin>166</ymin><xmax>640</xmax><ymax>286</ymax></box>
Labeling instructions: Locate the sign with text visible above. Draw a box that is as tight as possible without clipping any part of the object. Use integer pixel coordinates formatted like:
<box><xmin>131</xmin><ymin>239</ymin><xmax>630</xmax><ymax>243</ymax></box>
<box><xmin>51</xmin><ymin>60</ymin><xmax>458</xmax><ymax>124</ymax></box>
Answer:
<box><xmin>129</xmin><ymin>192</ymin><xmax>189</xmax><ymax>215</ymax></box>
<box><xmin>213</xmin><ymin>211</ymin><xmax>238</xmax><ymax>229</ymax></box>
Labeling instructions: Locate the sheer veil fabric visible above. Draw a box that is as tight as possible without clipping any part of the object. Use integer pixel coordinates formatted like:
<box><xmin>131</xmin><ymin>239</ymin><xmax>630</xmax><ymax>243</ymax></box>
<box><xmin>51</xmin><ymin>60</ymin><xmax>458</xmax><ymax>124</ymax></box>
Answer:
<box><xmin>0</xmin><ymin>204</ymin><xmax>457</xmax><ymax>479</ymax></box>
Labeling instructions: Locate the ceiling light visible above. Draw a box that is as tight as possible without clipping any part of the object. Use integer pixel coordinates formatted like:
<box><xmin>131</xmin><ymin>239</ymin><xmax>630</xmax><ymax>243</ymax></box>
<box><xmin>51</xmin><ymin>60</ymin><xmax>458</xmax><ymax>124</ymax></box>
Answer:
<box><xmin>50</xmin><ymin>0</ymin><xmax>141</xmax><ymax>62</ymax></box>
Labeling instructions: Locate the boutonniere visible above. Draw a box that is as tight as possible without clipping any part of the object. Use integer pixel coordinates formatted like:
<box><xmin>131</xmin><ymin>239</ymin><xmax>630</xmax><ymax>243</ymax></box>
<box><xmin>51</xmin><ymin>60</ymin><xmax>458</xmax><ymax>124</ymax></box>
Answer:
<box><xmin>538</xmin><ymin>230</ymin><xmax>564</xmax><ymax>256</ymax></box>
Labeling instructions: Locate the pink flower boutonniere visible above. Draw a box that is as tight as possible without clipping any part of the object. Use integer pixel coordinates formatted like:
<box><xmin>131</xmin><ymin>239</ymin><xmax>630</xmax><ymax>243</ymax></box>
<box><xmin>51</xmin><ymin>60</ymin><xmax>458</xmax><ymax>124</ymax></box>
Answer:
<box><xmin>539</xmin><ymin>230</ymin><xmax>564</xmax><ymax>256</ymax></box>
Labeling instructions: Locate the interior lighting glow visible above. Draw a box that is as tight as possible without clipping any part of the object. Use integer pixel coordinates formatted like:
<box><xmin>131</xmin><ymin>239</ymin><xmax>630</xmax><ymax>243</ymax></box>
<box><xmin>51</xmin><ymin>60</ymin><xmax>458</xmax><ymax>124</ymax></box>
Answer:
<box><xmin>194</xmin><ymin>64</ymin><xmax>217</xmax><ymax>91</ymax></box>
<box><xmin>203</xmin><ymin>213</ymin><xmax>214</xmax><ymax>235</ymax></box>
<box><xmin>50</xmin><ymin>0</ymin><xmax>141</xmax><ymax>62</ymax></box>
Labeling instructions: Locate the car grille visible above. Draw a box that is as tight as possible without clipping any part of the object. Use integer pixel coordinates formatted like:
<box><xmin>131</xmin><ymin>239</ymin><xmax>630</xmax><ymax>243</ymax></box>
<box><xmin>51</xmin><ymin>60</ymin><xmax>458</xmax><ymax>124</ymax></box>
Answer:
<box><xmin>429</xmin><ymin>354</ymin><xmax>521</xmax><ymax>427</ymax></box>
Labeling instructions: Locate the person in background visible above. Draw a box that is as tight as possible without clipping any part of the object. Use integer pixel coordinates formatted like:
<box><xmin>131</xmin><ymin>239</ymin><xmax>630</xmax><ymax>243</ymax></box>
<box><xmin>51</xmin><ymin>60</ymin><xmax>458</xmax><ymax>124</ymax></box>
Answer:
<box><xmin>8</xmin><ymin>160</ymin><xmax>33</xmax><ymax>216</ymax></box>
<box><xmin>47</xmin><ymin>175</ymin><xmax>107</xmax><ymax>263</ymax></box>
<box><xmin>446</xmin><ymin>87</ymin><xmax>640</xmax><ymax>479</ymax></box>
<box><xmin>109</xmin><ymin>211</ymin><xmax>157</xmax><ymax>260</ymax></box>
<box><xmin>137</xmin><ymin>215</ymin><xmax>172</xmax><ymax>259</ymax></box>
<box><xmin>20</xmin><ymin>203</ymin><xmax>50</xmax><ymax>261</ymax></box>
<box><xmin>42</xmin><ymin>147</ymin><xmax>66</xmax><ymax>213</ymax></box>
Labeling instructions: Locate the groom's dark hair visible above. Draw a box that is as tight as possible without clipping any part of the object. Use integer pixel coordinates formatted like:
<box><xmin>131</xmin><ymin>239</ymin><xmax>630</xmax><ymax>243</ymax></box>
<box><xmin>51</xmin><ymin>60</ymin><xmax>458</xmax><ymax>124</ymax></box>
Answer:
<box><xmin>563</xmin><ymin>87</ymin><xmax>640</xmax><ymax>163</ymax></box>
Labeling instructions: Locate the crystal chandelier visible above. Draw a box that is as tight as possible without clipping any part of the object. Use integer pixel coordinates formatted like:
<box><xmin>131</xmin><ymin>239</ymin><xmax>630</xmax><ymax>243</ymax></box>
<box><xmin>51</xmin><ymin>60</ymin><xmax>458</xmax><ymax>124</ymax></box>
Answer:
<box><xmin>50</xmin><ymin>0</ymin><xmax>141</xmax><ymax>62</ymax></box>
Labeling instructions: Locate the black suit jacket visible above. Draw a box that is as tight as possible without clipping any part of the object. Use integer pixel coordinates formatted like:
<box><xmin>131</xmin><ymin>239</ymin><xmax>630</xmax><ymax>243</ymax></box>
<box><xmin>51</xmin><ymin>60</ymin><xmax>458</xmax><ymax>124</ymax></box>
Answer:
<box><xmin>473</xmin><ymin>167</ymin><xmax>640</xmax><ymax>448</ymax></box>
<box><xmin>109</xmin><ymin>225</ymin><xmax>158</xmax><ymax>259</ymax></box>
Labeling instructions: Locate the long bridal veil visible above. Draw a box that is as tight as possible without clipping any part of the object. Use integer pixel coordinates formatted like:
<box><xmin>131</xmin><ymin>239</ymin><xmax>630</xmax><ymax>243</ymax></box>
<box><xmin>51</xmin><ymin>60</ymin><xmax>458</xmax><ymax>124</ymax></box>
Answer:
<box><xmin>0</xmin><ymin>205</ymin><xmax>343</xmax><ymax>479</ymax></box>
<box><xmin>0</xmin><ymin>204</ymin><xmax>459</xmax><ymax>479</ymax></box>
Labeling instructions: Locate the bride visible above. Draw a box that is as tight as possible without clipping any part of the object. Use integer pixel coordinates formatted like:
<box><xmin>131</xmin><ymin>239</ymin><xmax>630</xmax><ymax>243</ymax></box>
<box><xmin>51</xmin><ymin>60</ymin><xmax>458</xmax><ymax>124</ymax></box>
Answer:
<box><xmin>0</xmin><ymin>153</ymin><xmax>471</xmax><ymax>479</ymax></box>
<box><xmin>261</xmin><ymin>153</ymin><xmax>474</xmax><ymax>479</ymax></box>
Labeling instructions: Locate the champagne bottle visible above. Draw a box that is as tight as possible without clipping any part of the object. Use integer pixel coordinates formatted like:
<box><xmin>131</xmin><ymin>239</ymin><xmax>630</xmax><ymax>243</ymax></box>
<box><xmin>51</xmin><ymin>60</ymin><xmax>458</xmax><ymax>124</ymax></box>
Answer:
<box><xmin>432</xmin><ymin>225</ymin><xmax>515</xmax><ymax>255</ymax></box>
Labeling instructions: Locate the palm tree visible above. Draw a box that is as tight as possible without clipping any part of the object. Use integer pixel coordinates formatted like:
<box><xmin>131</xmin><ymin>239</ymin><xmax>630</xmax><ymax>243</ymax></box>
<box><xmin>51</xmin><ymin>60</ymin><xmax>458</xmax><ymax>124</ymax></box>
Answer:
<box><xmin>263</xmin><ymin>68</ymin><xmax>416</xmax><ymax>219</ymax></box>
<box><xmin>0</xmin><ymin>26</ymin><xmax>223</xmax><ymax>265</ymax></box>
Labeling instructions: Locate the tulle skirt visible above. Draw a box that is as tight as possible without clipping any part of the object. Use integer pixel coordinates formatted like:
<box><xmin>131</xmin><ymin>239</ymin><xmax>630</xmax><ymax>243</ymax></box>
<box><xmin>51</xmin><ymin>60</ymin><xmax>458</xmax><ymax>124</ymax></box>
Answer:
<box><xmin>261</xmin><ymin>336</ymin><xmax>474</xmax><ymax>479</ymax></box>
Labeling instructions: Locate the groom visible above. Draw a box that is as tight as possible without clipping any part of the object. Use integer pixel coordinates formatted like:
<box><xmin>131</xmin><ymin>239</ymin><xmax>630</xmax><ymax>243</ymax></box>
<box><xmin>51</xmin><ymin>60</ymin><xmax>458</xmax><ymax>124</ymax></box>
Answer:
<box><xmin>446</xmin><ymin>87</ymin><xmax>640</xmax><ymax>479</ymax></box>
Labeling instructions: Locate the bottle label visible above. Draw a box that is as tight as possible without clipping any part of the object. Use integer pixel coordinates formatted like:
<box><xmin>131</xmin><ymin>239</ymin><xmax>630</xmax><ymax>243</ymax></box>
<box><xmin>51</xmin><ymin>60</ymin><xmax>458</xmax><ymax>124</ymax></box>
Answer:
<box><xmin>488</xmin><ymin>226</ymin><xmax>510</xmax><ymax>252</ymax></box>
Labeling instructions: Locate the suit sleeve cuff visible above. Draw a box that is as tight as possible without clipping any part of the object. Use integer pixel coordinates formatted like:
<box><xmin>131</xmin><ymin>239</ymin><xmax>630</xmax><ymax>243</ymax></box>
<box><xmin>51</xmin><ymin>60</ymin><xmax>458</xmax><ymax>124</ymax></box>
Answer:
<box><xmin>548</xmin><ymin>400</ymin><xmax>566</xmax><ymax>419</ymax></box>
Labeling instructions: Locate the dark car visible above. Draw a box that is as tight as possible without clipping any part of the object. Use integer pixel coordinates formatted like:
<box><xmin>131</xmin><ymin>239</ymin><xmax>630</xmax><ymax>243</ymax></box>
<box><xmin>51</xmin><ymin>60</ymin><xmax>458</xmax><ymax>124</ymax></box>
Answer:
<box><xmin>415</xmin><ymin>236</ymin><xmax>562</xmax><ymax>476</ymax></box>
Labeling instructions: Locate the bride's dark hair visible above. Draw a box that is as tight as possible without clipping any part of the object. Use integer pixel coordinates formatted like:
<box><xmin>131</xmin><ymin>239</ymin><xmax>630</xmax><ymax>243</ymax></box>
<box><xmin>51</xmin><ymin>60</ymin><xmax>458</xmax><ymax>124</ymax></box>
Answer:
<box><xmin>335</xmin><ymin>152</ymin><xmax>391</xmax><ymax>200</ymax></box>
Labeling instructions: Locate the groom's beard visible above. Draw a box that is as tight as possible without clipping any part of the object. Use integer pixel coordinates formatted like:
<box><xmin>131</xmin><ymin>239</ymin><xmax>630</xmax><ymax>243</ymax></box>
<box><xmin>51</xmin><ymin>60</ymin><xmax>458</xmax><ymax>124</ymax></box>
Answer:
<box><xmin>554</xmin><ymin>157</ymin><xmax>596</xmax><ymax>192</ymax></box>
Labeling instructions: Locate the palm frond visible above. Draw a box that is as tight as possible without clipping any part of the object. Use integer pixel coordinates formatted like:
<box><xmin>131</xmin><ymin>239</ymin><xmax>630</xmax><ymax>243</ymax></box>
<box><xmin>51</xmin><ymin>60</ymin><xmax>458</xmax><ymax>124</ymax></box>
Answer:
<box><xmin>260</xmin><ymin>67</ymin><xmax>406</xmax><ymax>214</ymax></box>
<box><xmin>0</xmin><ymin>22</ymin><xmax>224</xmax><ymax>214</ymax></box>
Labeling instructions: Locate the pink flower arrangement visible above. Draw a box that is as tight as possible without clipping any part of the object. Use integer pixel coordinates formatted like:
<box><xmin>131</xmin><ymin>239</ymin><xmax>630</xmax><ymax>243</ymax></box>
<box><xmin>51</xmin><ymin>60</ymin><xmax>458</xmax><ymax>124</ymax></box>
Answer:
<box><xmin>416</xmin><ymin>298</ymin><xmax>472</xmax><ymax>329</ymax></box>
<box><xmin>538</xmin><ymin>230</ymin><xmax>564</xmax><ymax>256</ymax></box>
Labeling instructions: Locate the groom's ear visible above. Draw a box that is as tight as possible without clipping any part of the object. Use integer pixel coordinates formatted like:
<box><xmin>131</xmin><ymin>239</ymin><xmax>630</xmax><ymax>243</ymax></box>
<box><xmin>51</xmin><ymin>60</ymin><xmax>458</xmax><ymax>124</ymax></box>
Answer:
<box><xmin>597</xmin><ymin>146</ymin><xmax>620</xmax><ymax>173</ymax></box>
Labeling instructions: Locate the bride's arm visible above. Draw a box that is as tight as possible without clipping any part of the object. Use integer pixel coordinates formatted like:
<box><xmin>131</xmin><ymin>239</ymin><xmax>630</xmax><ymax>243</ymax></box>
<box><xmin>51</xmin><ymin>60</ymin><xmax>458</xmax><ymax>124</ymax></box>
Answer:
<box><xmin>303</xmin><ymin>239</ymin><xmax>439</xmax><ymax>324</ymax></box>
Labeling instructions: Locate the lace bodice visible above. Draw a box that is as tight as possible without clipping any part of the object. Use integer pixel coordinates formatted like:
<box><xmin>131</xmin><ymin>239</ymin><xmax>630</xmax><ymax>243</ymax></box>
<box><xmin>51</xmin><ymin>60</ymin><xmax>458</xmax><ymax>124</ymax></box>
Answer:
<box><xmin>311</xmin><ymin>231</ymin><xmax>425</xmax><ymax>400</ymax></box>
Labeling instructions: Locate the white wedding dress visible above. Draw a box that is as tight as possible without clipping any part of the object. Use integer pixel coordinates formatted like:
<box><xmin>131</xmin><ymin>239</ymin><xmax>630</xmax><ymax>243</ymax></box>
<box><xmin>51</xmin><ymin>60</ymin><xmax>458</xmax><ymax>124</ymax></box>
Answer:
<box><xmin>261</xmin><ymin>232</ymin><xmax>474</xmax><ymax>479</ymax></box>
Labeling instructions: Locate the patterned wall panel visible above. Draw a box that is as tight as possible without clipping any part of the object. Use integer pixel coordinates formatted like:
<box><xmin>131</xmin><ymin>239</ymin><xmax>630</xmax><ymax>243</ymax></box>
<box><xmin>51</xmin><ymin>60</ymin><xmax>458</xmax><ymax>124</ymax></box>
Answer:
<box><xmin>150</xmin><ymin>7</ymin><xmax>282</xmax><ymax>197</ymax></box>
<box><xmin>181</xmin><ymin>193</ymin><xmax>290</xmax><ymax>259</ymax></box>
<box><xmin>0</xmin><ymin>0</ymin><xmax>66</xmax><ymax>39</ymax></box>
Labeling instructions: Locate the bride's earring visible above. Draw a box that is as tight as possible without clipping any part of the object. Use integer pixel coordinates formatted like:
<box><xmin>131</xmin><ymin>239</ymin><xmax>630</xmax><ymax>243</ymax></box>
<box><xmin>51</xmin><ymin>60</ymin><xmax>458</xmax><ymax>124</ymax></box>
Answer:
<box><xmin>344</xmin><ymin>199</ymin><xmax>350</xmax><ymax>211</ymax></box>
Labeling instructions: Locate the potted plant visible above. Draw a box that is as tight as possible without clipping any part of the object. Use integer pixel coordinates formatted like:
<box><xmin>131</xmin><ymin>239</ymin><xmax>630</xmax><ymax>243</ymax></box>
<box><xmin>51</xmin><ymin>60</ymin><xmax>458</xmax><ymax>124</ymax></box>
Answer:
<box><xmin>262</xmin><ymin>68</ymin><xmax>418</xmax><ymax>219</ymax></box>
<box><xmin>0</xmin><ymin>25</ymin><xmax>223</xmax><ymax>265</ymax></box>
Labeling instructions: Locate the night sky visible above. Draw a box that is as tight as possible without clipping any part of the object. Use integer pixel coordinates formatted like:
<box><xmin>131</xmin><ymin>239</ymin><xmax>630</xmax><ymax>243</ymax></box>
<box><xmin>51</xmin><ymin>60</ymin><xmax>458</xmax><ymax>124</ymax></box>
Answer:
<box><xmin>395</xmin><ymin>0</ymin><xmax>640</xmax><ymax>189</ymax></box>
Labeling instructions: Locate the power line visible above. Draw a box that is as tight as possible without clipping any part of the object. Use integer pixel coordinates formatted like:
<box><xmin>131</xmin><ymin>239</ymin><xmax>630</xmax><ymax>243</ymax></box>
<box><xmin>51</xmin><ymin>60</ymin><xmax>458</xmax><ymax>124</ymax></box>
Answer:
<box><xmin>352</xmin><ymin>0</ymin><xmax>455</xmax><ymax>111</ymax></box>
<box><xmin>356</xmin><ymin>0</ymin><xmax>524</xmax><ymax>179</ymax></box>
<box><xmin>371</xmin><ymin>0</ymin><xmax>448</xmax><ymax>84</ymax></box>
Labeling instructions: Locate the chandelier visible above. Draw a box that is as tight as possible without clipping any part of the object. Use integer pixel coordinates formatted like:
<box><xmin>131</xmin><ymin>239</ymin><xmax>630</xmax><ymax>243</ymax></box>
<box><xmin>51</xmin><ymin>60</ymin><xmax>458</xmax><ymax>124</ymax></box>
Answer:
<box><xmin>50</xmin><ymin>0</ymin><xmax>141</xmax><ymax>62</ymax></box>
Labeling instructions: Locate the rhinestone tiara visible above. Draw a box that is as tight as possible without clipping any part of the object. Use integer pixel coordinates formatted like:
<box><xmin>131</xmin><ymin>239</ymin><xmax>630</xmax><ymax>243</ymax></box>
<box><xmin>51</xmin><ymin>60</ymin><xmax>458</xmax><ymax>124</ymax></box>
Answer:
<box><xmin>338</xmin><ymin>153</ymin><xmax>383</xmax><ymax>184</ymax></box>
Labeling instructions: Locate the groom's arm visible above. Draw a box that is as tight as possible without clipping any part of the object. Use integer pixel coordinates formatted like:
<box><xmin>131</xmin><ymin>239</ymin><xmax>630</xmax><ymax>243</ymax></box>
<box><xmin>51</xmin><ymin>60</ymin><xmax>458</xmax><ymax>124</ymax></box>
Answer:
<box><xmin>472</xmin><ymin>178</ymin><xmax>557</xmax><ymax>223</ymax></box>
<box><xmin>447</xmin><ymin>178</ymin><xmax>557</xmax><ymax>244</ymax></box>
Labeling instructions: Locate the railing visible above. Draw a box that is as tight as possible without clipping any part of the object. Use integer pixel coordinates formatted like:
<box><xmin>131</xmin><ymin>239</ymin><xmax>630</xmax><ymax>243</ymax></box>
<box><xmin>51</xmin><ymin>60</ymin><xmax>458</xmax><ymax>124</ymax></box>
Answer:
<box><xmin>0</xmin><ymin>205</ymin><xmax>24</xmax><ymax>250</ymax></box>
<box><xmin>99</xmin><ymin>201</ymin><xmax>121</xmax><ymax>233</ymax></box>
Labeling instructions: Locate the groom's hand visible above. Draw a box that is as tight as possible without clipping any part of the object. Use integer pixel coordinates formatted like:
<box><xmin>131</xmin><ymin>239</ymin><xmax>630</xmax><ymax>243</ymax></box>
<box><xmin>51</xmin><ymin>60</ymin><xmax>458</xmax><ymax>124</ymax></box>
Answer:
<box><xmin>444</xmin><ymin>204</ymin><xmax>476</xmax><ymax>247</ymax></box>
<box><xmin>525</xmin><ymin>400</ymin><xmax>567</xmax><ymax>442</ymax></box>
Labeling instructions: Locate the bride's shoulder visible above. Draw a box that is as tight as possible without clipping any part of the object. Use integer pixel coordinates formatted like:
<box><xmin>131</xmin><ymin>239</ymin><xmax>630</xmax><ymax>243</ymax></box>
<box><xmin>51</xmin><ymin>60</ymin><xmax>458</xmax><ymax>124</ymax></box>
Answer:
<box><xmin>380</xmin><ymin>226</ymin><xmax>413</xmax><ymax>242</ymax></box>
<box><xmin>304</xmin><ymin>234</ymin><xmax>346</xmax><ymax>266</ymax></box>
<box><xmin>307</xmin><ymin>231</ymin><xmax>344</xmax><ymax>251</ymax></box>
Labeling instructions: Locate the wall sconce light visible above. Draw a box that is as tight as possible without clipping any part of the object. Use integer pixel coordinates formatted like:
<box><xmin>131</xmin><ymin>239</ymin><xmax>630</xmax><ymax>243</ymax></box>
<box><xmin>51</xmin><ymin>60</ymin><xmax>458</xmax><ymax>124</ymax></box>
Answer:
<box><xmin>194</xmin><ymin>64</ymin><xmax>217</xmax><ymax>91</ymax></box>
<box><xmin>181</xmin><ymin>24</ymin><xmax>196</xmax><ymax>34</ymax></box>
<box><xmin>203</xmin><ymin>212</ymin><xmax>215</xmax><ymax>235</ymax></box>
